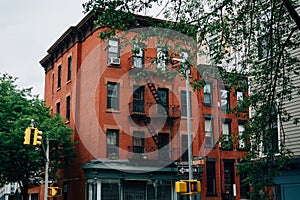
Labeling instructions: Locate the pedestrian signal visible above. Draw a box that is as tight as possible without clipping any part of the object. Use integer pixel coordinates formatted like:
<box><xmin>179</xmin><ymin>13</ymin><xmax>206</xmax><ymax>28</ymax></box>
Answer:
<box><xmin>48</xmin><ymin>187</ymin><xmax>62</xmax><ymax>197</ymax></box>
<box><xmin>175</xmin><ymin>180</ymin><xmax>201</xmax><ymax>195</ymax></box>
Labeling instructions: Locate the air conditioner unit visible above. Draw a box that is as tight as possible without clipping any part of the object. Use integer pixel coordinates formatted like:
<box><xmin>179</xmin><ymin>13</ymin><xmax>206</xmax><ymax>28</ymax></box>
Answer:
<box><xmin>224</xmin><ymin>135</ymin><xmax>229</xmax><ymax>141</ymax></box>
<box><xmin>109</xmin><ymin>57</ymin><xmax>120</xmax><ymax>65</ymax></box>
<box><xmin>239</xmin><ymin>142</ymin><xmax>245</xmax><ymax>149</ymax></box>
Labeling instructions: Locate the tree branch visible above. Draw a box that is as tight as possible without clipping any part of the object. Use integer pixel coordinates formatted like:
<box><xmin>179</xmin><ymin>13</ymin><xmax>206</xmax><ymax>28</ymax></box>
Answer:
<box><xmin>282</xmin><ymin>0</ymin><xmax>300</xmax><ymax>30</ymax></box>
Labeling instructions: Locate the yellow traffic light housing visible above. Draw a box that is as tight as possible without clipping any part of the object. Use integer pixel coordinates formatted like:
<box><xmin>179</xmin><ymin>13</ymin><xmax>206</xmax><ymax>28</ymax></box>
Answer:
<box><xmin>33</xmin><ymin>128</ymin><xmax>42</xmax><ymax>145</ymax></box>
<box><xmin>175</xmin><ymin>180</ymin><xmax>201</xmax><ymax>195</ymax></box>
<box><xmin>23</xmin><ymin>127</ymin><xmax>32</xmax><ymax>145</ymax></box>
<box><xmin>48</xmin><ymin>187</ymin><xmax>62</xmax><ymax>197</ymax></box>
<box><xmin>190</xmin><ymin>180</ymin><xmax>201</xmax><ymax>193</ymax></box>
<box><xmin>176</xmin><ymin>181</ymin><xmax>187</xmax><ymax>193</ymax></box>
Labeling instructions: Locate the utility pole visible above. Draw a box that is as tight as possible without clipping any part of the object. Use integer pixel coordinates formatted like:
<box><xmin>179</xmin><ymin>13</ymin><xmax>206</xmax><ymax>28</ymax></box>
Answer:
<box><xmin>24</xmin><ymin>119</ymin><xmax>49</xmax><ymax>199</ymax></box>
<box><xmin>44</xmin><ymin>137</ymin><xmax>49</xmax><ymax>200</ymax></box>
<box><xmin>185</xmin><ymin>64</ymin><xmax>193</xmax><ymax>200</ymax></box>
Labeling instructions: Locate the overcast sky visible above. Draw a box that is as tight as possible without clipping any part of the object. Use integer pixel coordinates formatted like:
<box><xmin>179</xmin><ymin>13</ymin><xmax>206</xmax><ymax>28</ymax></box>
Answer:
<box><xmin>0</xmin><ymin>0</ymin><xmax>86</xmax><ymax>98</ymax></box>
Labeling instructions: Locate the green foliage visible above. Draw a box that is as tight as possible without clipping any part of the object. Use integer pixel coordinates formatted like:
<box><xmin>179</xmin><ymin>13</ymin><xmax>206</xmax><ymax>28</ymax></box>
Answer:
<box><xmin>0</xmin><ymin>73</ymin><xmax>75</xmax><ymax>197</ymax></box>
<box><xmin>83</xmin><ymin>0</ymin><xmax>300</xmax><ymax>199</ymax></box>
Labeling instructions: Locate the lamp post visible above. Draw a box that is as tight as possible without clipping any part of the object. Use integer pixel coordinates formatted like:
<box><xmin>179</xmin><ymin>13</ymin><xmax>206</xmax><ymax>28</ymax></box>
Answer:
<box><xmin>44</xmin><ymin>137</ymin><xmax>49</xmax><ymax>200</ymax></box>
<box><xmin>173</xmin><ymin>57</ymin><xmax>194</xmax><ymax>200</ymax></box>
<box><xmin>185</xmin><ymin>65</ymin><xmax>193</xmax><ymax>200</ymax></box>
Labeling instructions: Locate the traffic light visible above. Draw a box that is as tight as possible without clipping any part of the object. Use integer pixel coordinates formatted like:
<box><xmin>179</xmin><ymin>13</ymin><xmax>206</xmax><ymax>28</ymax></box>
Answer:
<box><xmin>24</xmin><ymin>127</ymin><xmax>32</xmax><ymax>145</ymax></box>
<box><xmin>33</xmin><ymin>128</ymin><xmax>42</xmax><ymax>145</ymax></box>
<box><xmin>48</xmin><ymin>187</ymin><xmax>62</xmax><ymax>197</ymax></box>
<box><xmin>175</xmin><ymin>180</ymin><xmax>201</xmax><ymax>195</ymax></box>
<box><xmin>176</xmin><ymin>181</ymin><xmax>187</xmax><ymax>193</ymax></box>
<box><xmin>190</xmin><ymin>180</ymin><xmax>201</xmax><ymax>193</ymax></box>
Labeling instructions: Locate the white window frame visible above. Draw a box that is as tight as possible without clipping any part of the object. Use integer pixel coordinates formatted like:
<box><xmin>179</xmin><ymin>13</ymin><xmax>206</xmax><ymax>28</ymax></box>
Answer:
<box><xmin>108</xmin><ymin>39</ymin><xmax>120</xmax><ymax>64</ymax></box>
<box><xmin>157</xmin><ymin>47</ymin><xmax>168</xmax><ymax>71</ymax></box>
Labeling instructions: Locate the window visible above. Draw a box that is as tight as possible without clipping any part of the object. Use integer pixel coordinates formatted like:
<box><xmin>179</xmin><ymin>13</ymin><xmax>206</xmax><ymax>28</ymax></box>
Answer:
<box><xmin>223</xmin><ymin>160</ymin><xmax>235</xmax><ymax>196</ymax></box>
<box><xmin>67</xmin><ymin>56</ymin><xmax>72</xmax><ymax>81</ymax></box>
<box><xmin>220</xmin><ymin>89</ymin><xmax>230</xmax><ymax>111</ymax></box>
<box><xmin>57</xmin><ymin>65</ymin><xmax>62</xmax><ymax>89</ymax></box>
<box><xmin>106</xmin><ymin>129</ymin><xmax>119</xmax><ymax>158</ymax></box>
<box><xmin>258</xmin><ymin>33</ymin><xmax>270</xmax><ymax>60</ymax></box>
<box><xmin>133</xmin><ymin>86</ymin><xmax>144</xmax><ymax>113</ymax></box>
<box><xmin>157</xmin><ymin>88</ymin><xmax>169</xmax><ymax>115</ymax></box>
<box><xmin>158</xmin><ymin>133</ymin><xmax>169</xmax><ymax>159</ymax></box>
<box><xmin>56</xmin><ymin>102</ymin><xmax>60</xmax><ymax>115</ymax></box>
<box><xmin>263</xmin><ymin>105</ymin><xmax>279</xmax><ymax>154</ymax></box>
<box><xmin>263</xmin><ymin>124</ymin><xmax>279</xmax><ymax>154</ymax></box>
<box><xmin>180</xmin><ymin>90</ymin><xmax>192</xmax><ymax>117</ymax></box>
<box><xmin>238</xmin><ymin>123</ymin><xmax>246</xmax><ymax>149</ymax></box>
<box><xmin>258</xmin><ymin>11</ymin><xmax>271</xmax><ymax>60</ymax></box>
<box><xmin>204</xmin><ymin>83</ymin><xmax>212</xmax><ymax>106</ymax></box>
<box><xmin>205</xmin><ymin>116</ymin><xmax>214</xmax><ymax>147</ymax></box>
<box><xmin>108</xmin><ymin>39</ymin><xmax>120</xmax><ymax>65</ymax></box>
<box><xmin>206</xmin><ymin>161</ymin><xmax>217</xmax><ymax>196</ymax></box>
<box><xmin>51</xmin><ymin>73</ymin><xmax>54</xmax><ymax>95</ymax></box>
<box><xmin>132</xmin><ymin>131</ymin><xmax>145</xmax><ymax>153</ymax></box>
<box><xmin>237</xmin><ymin>91</ymin><xmax>243</xmax><ymax>106</ymax></box>
<box><xmin>66</xmin><ymin>96</ymin><xmax>71</xmax><ymax>121</ymax></box>
<box><xmin>101</xmin><ymin>180</ymin><xmax>119</xmax><ymax>199</ymax></box>
<box><xmin>157</xmin><ymin>47</ymin><xmax>168</xmax><ymax>71</ymax></box>
<box><xmin>132</xmin><ymin>46</ymin><xmax>144</xmax><ymax>68</ymax></box>
<box><xmin>30</xmin><ymin>194</ymin><xmax>39</xmax><ymax>200</ymax></box>
<box><xmin>107</xmin><ymin>82</ymin><xmax>120</xmax><ymax>110</ymax></box>
<box><xmin>181</xmin><ymin>134</ymin><xmax>188</xmax><ymax>161</ymax></box>
<box><xmin>221</xmin><ymin>119</ymin><xmax>232</xmax><ymax>150</ymax></box>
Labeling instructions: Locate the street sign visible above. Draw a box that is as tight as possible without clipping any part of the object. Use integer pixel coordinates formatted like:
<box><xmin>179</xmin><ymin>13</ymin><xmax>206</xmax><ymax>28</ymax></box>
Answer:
<box><xmin>177</xmin><ymin>166</ymin><xmax>199</xmax><ymax>175</ymax></box>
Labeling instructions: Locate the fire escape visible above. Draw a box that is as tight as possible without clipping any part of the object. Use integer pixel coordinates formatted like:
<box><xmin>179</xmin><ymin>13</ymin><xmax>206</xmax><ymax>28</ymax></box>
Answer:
<box><xmin>128</xmin><ymin>56</ymin><xmax>181</xmax><ymax>160</ymax></box>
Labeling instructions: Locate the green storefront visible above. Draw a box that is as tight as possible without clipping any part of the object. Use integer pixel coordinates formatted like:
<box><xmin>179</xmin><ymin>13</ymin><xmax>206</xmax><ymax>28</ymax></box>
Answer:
<box><xmin>274</xmin><ymin>157</ymin><xmax>300</xmax><ymax>200</ymax></box>
<box><xmin>82</xmin><ymin>159</ymin><xmax>203</xmax><ymax>200</ymax></box>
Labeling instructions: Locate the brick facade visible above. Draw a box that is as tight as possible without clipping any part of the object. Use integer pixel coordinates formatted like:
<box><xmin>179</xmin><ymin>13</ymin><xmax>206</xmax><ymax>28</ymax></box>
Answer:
<box><xmin>40</xmin><ymin>12</ymin><xmax>249</xmax><ymax>200</ymax></box>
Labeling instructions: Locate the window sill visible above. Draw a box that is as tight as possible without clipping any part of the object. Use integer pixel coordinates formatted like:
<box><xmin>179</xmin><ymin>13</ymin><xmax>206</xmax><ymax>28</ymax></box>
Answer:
<box><xmin>106</xmin><ymin>109</ymin><xmax>120</xmax><ymax>113</ymax></box>
<box><xmin>57</xmin><ymin>87</ymin><xmax>61</xmax><ymax>91</ymax></box>
<box><xmin>67</xmin><ymin>80</ymin><xmax>71</xmax><ymax>84</ymax></box>
<box><xmin>65</xmin><ymin>120</ymin><xmax>70</xmax><ymax>125</ymax></box>
<box><xmin>206</xmin><ymin>193</ymin><xmax>218</xmax><ymax>197</ymax></box>
<box><xmin>205</xmin><ymin>145</ymin><xmax>215</xmax><ymax>149</ymax></box>
<box><xmin>107</xmin><ymin>64</ymin><xmax>121</xmax><ymax>68</ymax></box>
<box><xmin>180</xmin><ymin>116</ymin><xmax>193</xmax><ymax>120</ymax></box>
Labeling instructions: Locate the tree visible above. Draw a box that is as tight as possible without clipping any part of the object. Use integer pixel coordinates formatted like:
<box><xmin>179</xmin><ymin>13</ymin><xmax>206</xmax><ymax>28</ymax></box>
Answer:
<box><xmin>0</xmin><ymin>73</ymin><xmax>76</xmax><ymax>200</ymax></box>
<box><xmin>83</xmin><ymin>0</ymin><xmax>300</xmax><ymax>199</ymax></box>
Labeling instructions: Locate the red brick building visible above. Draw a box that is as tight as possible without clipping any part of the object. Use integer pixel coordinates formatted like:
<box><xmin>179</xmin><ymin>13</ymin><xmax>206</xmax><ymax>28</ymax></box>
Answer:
<box><xmin>39</xmin><ymin>12</ymin><xmax>249</xmax><ymax>200</ymax></box>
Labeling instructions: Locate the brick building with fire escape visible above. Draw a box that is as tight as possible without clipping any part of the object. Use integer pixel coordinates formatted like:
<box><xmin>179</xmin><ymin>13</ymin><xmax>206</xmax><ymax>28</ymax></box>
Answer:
<box><xmin>39</xmin><ymin>11</ymin><xmax>249</xmax><ymax>200</ymax></box>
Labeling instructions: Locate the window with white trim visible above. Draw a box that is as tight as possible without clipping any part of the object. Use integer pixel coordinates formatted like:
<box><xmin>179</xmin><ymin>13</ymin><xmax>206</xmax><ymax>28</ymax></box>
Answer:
<box><xmin>221</xmin><ymin>89</ymin><xmax>230</xmax><ymax>111</ymax></box>
<box><xmin>108</xmin><ymin>39</ymin><xmax>120</xmax><ymax>65</ymax></box>
<box><xmin>238</xmin><ymin>123</ymin><xmax>246</xmax><ymax>149</ymax></box>
<box><xmin>106</xmin><ymin>129</ymin><xmax>119</xmax><ymax>159</ymax></box>
<box><xmin>204</xmin><ymin>83</ymin><xmax>213</xmax><ymax>106</ymax></box>
<box><xmin>156</xmin><ymin>47</ymin><xmax>168</xmax><ymax>71</ymax></box>
<box><xmin>132</xmin><ymin>45</ymin><xmax>144</xmax><ymax>68</ymax></box>
<box><xmin>107</xmin><ymin>82</ymin><xmax>120</xmax><ymax>110</ymax></box>
<box><xmin>205</xmin><ymin>117</ymin><xmax>214</xmax><ymax>147</ymax></box>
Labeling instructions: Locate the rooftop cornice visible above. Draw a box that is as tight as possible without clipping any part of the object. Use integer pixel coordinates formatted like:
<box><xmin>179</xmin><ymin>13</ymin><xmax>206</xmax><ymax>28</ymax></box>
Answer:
<box><xmin>40</xmin><ymin>12</ymin><xmax>97</xmax><ymax>72</ymax></box>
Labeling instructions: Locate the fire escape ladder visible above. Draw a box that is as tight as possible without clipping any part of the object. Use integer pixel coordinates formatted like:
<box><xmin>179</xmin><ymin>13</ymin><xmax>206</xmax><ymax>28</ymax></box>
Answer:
<box><xmin>143</xmin><ymin>73</ymin><xmax>167</xmax><ymax>149</ymax></box>
<box><xmin>144</xmin><ymin>73</ymin><xmax>163</xmax><ymax>105</ymax></box>
<box><xmin>141</xmin><ymin>116</ymin><xmax>160</xmax><ymax>149</ymax></box>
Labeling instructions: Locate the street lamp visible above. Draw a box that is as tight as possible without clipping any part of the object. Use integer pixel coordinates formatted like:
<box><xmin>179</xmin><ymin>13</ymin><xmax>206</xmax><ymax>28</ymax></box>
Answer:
<box><xmin>185</xmin><ymin>61</ymin><xmax>193</xmax><ymax>200</ymax></box>
<box><xmin>173</xmin><ymin>58</ymin><xmax>193</xmax><ymax>200</ymax></box>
